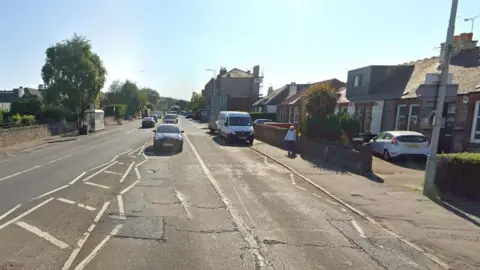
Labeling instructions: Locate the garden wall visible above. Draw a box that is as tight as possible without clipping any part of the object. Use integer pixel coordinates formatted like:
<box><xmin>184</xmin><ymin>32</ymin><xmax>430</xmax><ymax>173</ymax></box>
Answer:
<box><xmin>0</xmin><ymin>122</ymin><xmax>77</xmax><ymax>148</ymax></box>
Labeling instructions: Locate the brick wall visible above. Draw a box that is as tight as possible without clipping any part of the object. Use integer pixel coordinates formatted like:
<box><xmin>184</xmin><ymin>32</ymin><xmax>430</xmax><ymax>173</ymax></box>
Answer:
<box><xmin>0</xmin><ymin>125</ymin><xmax>51</xmax><ymax>147</ymax></box>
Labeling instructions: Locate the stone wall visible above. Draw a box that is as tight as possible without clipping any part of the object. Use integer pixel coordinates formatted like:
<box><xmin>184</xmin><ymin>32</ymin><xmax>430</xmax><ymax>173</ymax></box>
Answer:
<box><xmin>253</xmin><ymin>123</ymin><xmax>372</xmax><ymax>174</ymax></box>
<box><xmin>0</xmin><ymin>125</ymin><xmax>51</xmax><ymax>147</ymax></box>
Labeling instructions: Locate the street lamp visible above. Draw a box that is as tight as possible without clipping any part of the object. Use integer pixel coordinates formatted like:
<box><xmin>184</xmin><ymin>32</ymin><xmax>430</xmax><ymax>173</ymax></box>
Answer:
<box><xmin>464</xmin><ymin>14</ymin><xmax>480</xmax><ymax>33</ymax></box>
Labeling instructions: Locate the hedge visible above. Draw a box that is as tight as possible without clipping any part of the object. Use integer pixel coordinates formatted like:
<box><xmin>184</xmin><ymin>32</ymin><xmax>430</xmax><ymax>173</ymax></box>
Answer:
<box><xmin>249</xmin><ymin>112</ymin><xmax>276</xmax><ymax>122</ymax></box>
<box><xmin>10</xmin><ymin>99</ymin><xmax>42</xmax><ymax>119</ymax></box>
<box><xmin>40</xmin><ymin>106</ymin><xmax>75</xmax><ymax>122</ymax></box>
<box><xmin>435</xmin><ymin>152</ymin><xmax>480</xmax><ymax>200</ymax></box>
<box><xmin>104</xmin><ymin>104</ymin><xmax>127</xmax><ymax>117</ymax></box>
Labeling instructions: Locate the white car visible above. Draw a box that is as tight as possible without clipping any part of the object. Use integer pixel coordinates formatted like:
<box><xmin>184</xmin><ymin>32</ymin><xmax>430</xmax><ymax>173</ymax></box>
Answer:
<box><xmin>369</xmin><ymin>131</ymin><xmax>430</xmax><ymax>160</ymax></box>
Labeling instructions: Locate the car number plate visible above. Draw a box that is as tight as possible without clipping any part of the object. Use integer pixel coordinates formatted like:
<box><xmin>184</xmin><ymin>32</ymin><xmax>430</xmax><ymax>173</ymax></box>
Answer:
<box><xmin>238</xmin><ymin>136</ymin><xmax>246</xmax><ymax>140</ymax></box>
<box><xmin>407</xmin><ymin>144</ymin><xmax>420</xmax><ymax>148</ymax></box>
<box><xmin>163</xmin><ymin>143</ymin><xmax>173</xmax><ymax>147</ymax></box>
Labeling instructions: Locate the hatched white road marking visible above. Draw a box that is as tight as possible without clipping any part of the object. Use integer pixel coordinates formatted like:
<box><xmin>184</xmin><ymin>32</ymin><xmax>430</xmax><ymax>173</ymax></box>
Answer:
<box><xmin>119</xmin><ymin>180</ymin><xmax>140</xmax><ymax>195</ymax></box>
<box><xmin>351</xmin><ymin>219</ymin><xmax>366</xmax><ymax>238</ymax></box>
<box><xmin>134</xmin><ymin>167</ymin><xmax>141</xmax><ymax>180</ymax></box>
<box><xmin>119</xmin><ymin>161</ymin><xmax>135</xmax><ymax>183</ymax></box>
<box><xmin>0</xmin><ymin>198</ymin><xmax>54</xmax><ymax>231</ymax></box>
<box><xmin>69</xmin><ymin>172</ymin><xmax>86</xmax><ymax>185</ymax></box>
<box><xmin>84</xmin><ymin>182</ymin><xmax>110</xmax><ymax>189</ymax></box>
<box><xmin>16</xmin><ymin>221</ymin><xmax>69</xmax><ymax>249</ymax></box>
<box><xmin>117</xmin><ymin>195</ymin><xmax>125</xmax><ymax>216</ymax></box>
<box><xmin>32</xmin><ymin>185</ymin><xmax>69</xmax><ymax>201</ymax></box>
<box><xmin>0</xmin><ymin>204</ymin><xmax>21</xmax><ymax>222</ymax></box>
<box><xmin>82</xmin><ymin>162</ymin><xmax>118</xmax><ymax>182</ymax></box>
<box><xmin>56</xmin><ymin>198</ymin><xmax>96</xmax><ymax>211</ymax></box>
<box><xmin>290</xmin><ymin>173</ymin><xmax>296</xmax><ymax>185</ymax></box>
<box><xmin>104</xmin><ymin>170</ymin><xmax>122</xmax><ymax>176</ymax></box>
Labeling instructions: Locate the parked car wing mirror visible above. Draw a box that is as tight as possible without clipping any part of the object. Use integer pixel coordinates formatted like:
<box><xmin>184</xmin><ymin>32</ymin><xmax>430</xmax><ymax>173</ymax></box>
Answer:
<box><xmin>181</xmin><ymin>130</ymin><xmax>184</xmax><ymax>133</ymax></box>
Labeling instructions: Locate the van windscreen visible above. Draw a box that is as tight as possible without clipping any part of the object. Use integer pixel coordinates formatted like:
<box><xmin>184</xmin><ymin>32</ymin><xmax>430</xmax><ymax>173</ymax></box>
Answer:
<box><xmin>228</xmin><ymin>117</ymin><xmax>252</xmax><ymax>126</ymax></box>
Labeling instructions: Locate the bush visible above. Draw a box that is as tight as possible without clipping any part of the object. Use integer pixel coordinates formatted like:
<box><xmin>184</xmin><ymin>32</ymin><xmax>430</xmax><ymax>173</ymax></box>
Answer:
<box><xmin>304</xmin><ymin>83</ymin><xmax>339</xmax><ymax>117</ymax></box>
<box><xmin>249</xmin><ymin>112</ymin><xmax>276</xmax><ymax>122</ymax></box>
<box><xmin>0</xmin><ymin>109</ymin><xmax>6</xmax><ymax>124</ymax></box>
<box><xmin>40</xmin><ymin>106</ymin><xmax>74</xmax><ymax>122</ymax></box>
<box><xmin>10</xmin><ymin>99</ymin><xmax>42</xmax><ymax>119</ymax></box>
<box><xmin>436</xmin><ymin>152</ymin><xmax>480</xmax><ymax>200</ymax></box>
<box><xmin>9</xmin><ymin>113</ymin><xmax>22</xmax><ymax>125</ymax></box>
<box><xmin>339</xmin><ymin>112</ymin><xmax>361</xmax><ymax>139</ymax></box>
<box><xmin>326</xmin><ymin>114</ymin><xmax>343</xmax><ymax>141</ymax></box>
<box><xmin>104</xmin><ymin>104</ymin><xmax>127</xmax><ymax>117</ymax></box>
<box><xmin>21</xmin><ymin>115</ymin><xmax>35</xmax><ymax>125</ymax></box>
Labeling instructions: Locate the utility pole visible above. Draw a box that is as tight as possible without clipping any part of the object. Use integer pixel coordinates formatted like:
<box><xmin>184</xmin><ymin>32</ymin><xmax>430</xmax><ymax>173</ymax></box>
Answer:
<box><xmin>423</xmin><ymin>0</ymin><xmax>458</xmax><ymax>197</ymax></box>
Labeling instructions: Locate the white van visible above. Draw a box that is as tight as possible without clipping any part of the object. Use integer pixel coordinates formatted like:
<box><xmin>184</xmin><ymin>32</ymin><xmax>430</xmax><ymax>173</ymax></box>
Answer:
<box><xmin>216</xmin><ymin>111</ymin><xmax>254</xmax><ymax>144</ymax></box>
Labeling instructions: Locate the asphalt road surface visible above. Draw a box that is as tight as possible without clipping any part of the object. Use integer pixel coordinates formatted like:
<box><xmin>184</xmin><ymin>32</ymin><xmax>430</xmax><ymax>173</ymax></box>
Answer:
<box><xmin>0</xmin><ymin>117</ymin><xmax>445</xmax><ymax>269</ymax></box>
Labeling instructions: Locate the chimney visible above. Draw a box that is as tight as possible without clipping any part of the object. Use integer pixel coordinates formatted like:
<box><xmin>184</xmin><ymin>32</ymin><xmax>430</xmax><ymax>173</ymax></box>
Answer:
<box><xmin>443</xmin><ymin>33</ymin><xmax>478</xmax><ymax>57</ymax></box>
<box><xmin>253</xmin><ymin>65</ymin><xmax>260</xmax><ymax>78</ymax></box>
<box><xmin>219</xmin><ymin>67</ymin><xmax>227</xmax><ymax>76</ymax></box>
<box><xmin>268</xmin><ymin>86</ymin><xmax>273</xmax><ymax>95</ymax></box>
<box><xmin>288</xmin><ymin>82</ymin><xmax>297</xmax><ymax>98</ymax></box>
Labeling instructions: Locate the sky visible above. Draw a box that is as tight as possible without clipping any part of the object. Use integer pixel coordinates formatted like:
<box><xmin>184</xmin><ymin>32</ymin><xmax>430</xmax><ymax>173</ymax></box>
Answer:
<box><xmin>1</xmin><ymin>0</ymin><xmax>479</xmax><ymax>100</ymax></box>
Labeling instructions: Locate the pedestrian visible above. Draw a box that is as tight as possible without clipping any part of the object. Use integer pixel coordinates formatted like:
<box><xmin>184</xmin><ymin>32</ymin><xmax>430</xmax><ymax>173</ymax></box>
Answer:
<box><xmin>284</xmin><ymin>125</ymin><xmax>297</xmax><ymax>157</ymax></box>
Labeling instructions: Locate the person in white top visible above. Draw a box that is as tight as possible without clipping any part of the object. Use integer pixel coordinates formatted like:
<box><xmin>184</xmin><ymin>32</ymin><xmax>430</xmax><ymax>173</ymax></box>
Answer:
<box><xmin>284</xmin><ymin>126</ymin><xmax>297</xmax><ymax>157</ymax></box>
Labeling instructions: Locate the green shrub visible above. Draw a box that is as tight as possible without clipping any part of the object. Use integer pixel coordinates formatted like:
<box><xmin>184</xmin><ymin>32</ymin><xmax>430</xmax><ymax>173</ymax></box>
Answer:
<box><xmin>0</xmin><ymin>109</ymin><xmax>6</xmax><ymax>123</ymax></box>
<box><xmin>326</xmin><ymin>114</ymin><xmax>343</xmax><ymax>141</ymax></box>
<box><xmin>339</xmin><ymin>112</ymin><xmax>361</xmax><ymax>139</ymax></box>
<box><xmin>40</xmin><ymin>106</ymin><xmax>73</xmax><ymax>122</ymax></box>
<box><xmin>104</xmin><ymin>104</ymin><xmax>127</xmax><ymax>117</ymax></box>
<box><xmin>10</xmin><ymin>99</ymin><xmax>41</xmax><ymax>119</ymax></box>
<box><xmin>21</xmin><ymin>115</ymin><xmax>35</xmax><ymax>125</ymax></box>
<box><xmin>249</xmin><ymin>112</ymin><xmax>276</xmax><ymax>122</ymax></box>
<box><xmin>436</xmin><ymin>152</ymin><xmax>480</xmax><ymax>200</ymax></box>
<box><xmin>9</xmin><ymin>113</ymin><xmax>22</xmax><ymax>125</ymax></box>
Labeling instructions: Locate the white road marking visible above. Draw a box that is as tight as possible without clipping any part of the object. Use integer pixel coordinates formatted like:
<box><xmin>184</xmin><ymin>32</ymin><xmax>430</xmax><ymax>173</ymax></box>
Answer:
<box><xmin>119</xmin><ymin>161</ymin><xmax>135</xmax><ymax>183</ymax></box>
<box><xmin>0</xmin><ymin>198</ymin><xmax>54</xmax><ymax>231</ymax></box>
<box><xmin>32</xmin><ymin>185</ymin><xmax>69</xmax><ymax>201</ymax></box>
<box><xmin>174</xmin><ymin>189</ymin><xmax>191</xmax><ymax>220</ymax></box>
<box><xmin>117</xmin><ymin>162</ymin><xmax>125</xmax><ymax>165</ymax></box>
<box><xmin>125</xmin><ymin>128</ymin><xmax>136</xmax><ymax>134</ymax></box>
<box><xmin>117</xmin><ymin>195</ymin><xmax>125</xmax><ymax>216</ymax></box>
<box><xmin>16</xmin><ymin>221</ymin><xmax>69</xmax><ymax>249</ymax></box>
<box><xmin>74</xmin><ymin>224</ymin><xmax>123</xmax><ymax>270</ymax></box>
<box><xmin>138</xmin><ymin>142</ymin><xmax>147</xmax><ymax>155</ymax></box>
<box><xmin>183</xmin><ymin>134</ymin><xmax>267</xmax><ymax>268</ymax></box>
<box><xmin>135</xmin><ymin>159</ymin><xmax>147</xmax><ymax>167</ymax></box>
<box><xmin>56</xmin><ymin>198</ymin><xmax>96</xmax><ymax>211</ymax></box>
<box><xmin>296</xmin><ymin>186</ymin><xmax>307</xmax><ymax>191</ymax></box>
<box><xmin>104</xmin><ymin>170</ymin><xmax>122</xmax><ymax>176</ymax></box>
<box><xmin>69</xmin><ymin>172</ymin><xmax>86</xmax><ymax>185</ymax></box>
<box><xmin>0</xmin><ymin>204</ymin><xmax>21</xmax><ymax>222</ymax></box>
<box><xmin>82</xmin><ymin>162</ymin><xmax>118</xmax><ymax>182</ymax></box>
<box><xmin>94</xmin><ymin>201</ymin><xmax>111</xmax><ymax>223</ymax></box>
<box><xmin>63</xmin><ymin>228</ymin><xmax>93</xmax><ymax>270</ymax></box>
<box><xmin>119</xmin><ymin>180</ymin><xmax>140</xmax><ymax>195</ymax></box>
<box><xmin>313</xmin><ymin>193</ymin><xmax>323</xmax><ymax>199</ymax></box>
<box><xmin>351</xmin><ymin>219</ymin><xmax>366</xmax><ymax>238</ymax></box>
<box><xmin>84</xmin><ymin>182</ymin><xmax>110</xmax><ymax>189</ymax></box>
<box><xmin>326</xmin><ymin>199</ymin><xmax>339</xmax><ymax>205</ymax></box>
<box><xmin>134</xmin><ymin>167</ymin><xmax>141</xmax><ymax>180</ymax></box>
<box><xmin>341</xmin><ymin>207</ymin><xmax>347</xmax><ymax>212</ymax></box>
<box><xmin>290</xmin><ymin>173</ymin><xmax>296</xmax><ymax>185</ymax></box>
<box><xmin>263</xmin><ymin>156</ymin><xmax>268</xmax><ymax>164</ymax></box>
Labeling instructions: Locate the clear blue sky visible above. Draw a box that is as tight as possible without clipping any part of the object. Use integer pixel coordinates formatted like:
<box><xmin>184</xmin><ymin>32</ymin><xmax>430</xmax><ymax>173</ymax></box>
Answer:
<box><xmin>1</xmin><ymin>0</ymin><xmax>479</xmax><ymax>100</ymax></box>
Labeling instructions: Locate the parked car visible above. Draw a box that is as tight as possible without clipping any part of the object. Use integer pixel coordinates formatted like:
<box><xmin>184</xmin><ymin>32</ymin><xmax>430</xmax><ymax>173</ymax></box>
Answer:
<box><xmin>152</xmin><ymin>115</ymin><xmax>158</xmax><ymax>123</ymax></box>
<box><xmin>163</xmin><ymin>113</ymin><xmax>178</xmax><ymax>124</ymax></box>
<box><xmin>142</xmin><ymin>117</ymin><xmax>156</xmax><ymax>128</ymax></box>
<box><xmin>253</xmin><ymin>119</ymin><xmax>273</xmax><ymax>124</ymax></box>
<box><xmin>153</xmin><ymin>124</ymin><xmax>184</xmax><ymax>152</ymax></box>
<box><xmin>193</xmin><ymin>112</ymin><xmax>201</xmax><ymax>120</ymax></box>
<box><xmin>185</xmin><ymin>111</ymin><xmax>194</xmax><ymax>119</ymax></box>
<box><xmin>369</xmin><ymin>131</ymin><xmax>430</xmax><ymax>160</ymax></box>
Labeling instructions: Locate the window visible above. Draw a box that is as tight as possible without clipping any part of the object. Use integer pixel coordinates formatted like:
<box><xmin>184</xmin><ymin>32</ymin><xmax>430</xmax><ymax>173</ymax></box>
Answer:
<box><xmin>407</xmin><ymin>104</ymin><xmax>420</xmax><ymax>130</ymax></box>
<box><xmin>395</xmin><ymin>105</ymin><xmax>407</xmax><ymax>130</ymax></box>
<box><xmin>471</xmin><ymin>101</ymin><xmax>480</xmax><ymax>143</ymax></box>
<box><xmin>353</xmin><ymin>75</ymin><xmax>362</xmax><ymax>87</ymax></box>
<box><xmin>293</xmin><ymin>107</ymin><xmax>300</xmax><ymax>123</ymax></box>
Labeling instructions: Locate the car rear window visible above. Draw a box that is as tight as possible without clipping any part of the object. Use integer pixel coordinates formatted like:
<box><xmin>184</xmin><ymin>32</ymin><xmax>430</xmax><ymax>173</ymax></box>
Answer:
<box><xmin>397</xmin><ymin>135</ymin><xmax>427</xmax><ymax>143</ymax></box>
<box><xmin>157</xmin><ymin>125</ymin><xmax>180</xmax><ymax>133</ymax></box>
<box><xmin>164</xmin><ymin>114</ymin><xmax>177</xmax><ymax>119</ymax></box>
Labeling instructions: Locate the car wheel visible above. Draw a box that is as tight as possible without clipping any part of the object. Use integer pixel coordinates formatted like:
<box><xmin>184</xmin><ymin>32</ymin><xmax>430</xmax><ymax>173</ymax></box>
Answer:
<box><xmin>248</xmin><ymin>139</ymin><xmax>254</xmax><ymax>146</ymax></box>
<box><xmin>383</xmin><ymin>150</ymin><xmax>391</xmax><ymax>161</ymax></box>
<box><xmin>209</xmin><ymin>128</ymin><xmax>215</xmax><ymax>134</ymax></box>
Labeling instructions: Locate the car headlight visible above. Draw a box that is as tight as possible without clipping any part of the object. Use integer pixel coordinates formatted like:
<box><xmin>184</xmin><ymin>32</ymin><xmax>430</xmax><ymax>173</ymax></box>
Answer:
<box><xmin>155</xmin><ymin>135</ymin><xmax>164</xmax><ymax>140</ymax></box>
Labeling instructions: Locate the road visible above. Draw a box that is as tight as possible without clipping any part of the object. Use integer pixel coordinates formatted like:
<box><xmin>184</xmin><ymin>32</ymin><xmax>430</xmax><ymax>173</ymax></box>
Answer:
<box><xmin>0</xmin><ymin>117</ymin><xmax>446</xmax><ymax>269</ymax></box>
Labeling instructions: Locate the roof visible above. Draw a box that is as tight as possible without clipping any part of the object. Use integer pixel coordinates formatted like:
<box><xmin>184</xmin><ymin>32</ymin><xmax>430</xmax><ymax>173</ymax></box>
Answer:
<box><xmin>385</xmin><ymin>130</ymin><xmax>425</xmax><ymax>136</ymax></box>
<box><xmin>221</xmin><ymin>68</ymin><xmax>253</xmax><ymax>78</ymax></box>
<box><xmin>401</xmin><ymin>48</ymin><xmax>480</xmax><ymax>98</ymax></box>
<box><xmin>281</xmin><ymin>78</ymin><xmax>346</xmax><ymax>106</ymax></box>
<box><xmin>252</xmin><ymin>85</ymin><xmax>289</xmax><ymax>106</ymax></box>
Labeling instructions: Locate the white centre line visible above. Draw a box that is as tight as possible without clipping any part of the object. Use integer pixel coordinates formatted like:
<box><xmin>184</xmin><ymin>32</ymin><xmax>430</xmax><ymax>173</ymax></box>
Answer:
<box><xmin>0</xmin><ymin>198</ymin><xmax>54</xmax><ymax>231</ymax></box>
<box><xmin>74</xmin><ymin>224</ymin><xmax>123</xmax><ymax>270</ymax></box>
<box><xmin>69</xmin><ymin>172</ymin><xmax>86</xmax><ymax>185</ymax></box>
<box><xmin>84</xmin><ymin>182</ymin><xmax>110</xmax><ymax>189</ymax></box>
<box><xmin>104</xmin><ymin>170</ymin><xmax>122</xmax><ymax>176</ymax></box>
<box><xmin>16</xmin><ymin>221</ymin><xmax>69</xmax><ymax>249</ymax></box>
<box><xmin>82</xmin><ymin>162</ymin><xmax>118</xmax><ymax>182</ymax></box>
<box><xmin>117</xmin><ymin>195</ymin><xmax>125</xmax><ymax>216</ymax></box>
<box><xmin>351</xmin><ymin>219</ymin><xmax>366</xmax><ymax>238</ymax></box>
<box><xmin>0</xmin><ymin>204</ymin><xmax>21</xmax><ymax>222</ymax></box>
<box><xmin>119</xmin><ymin>180</ymin><xmax>140</xmax><ymax>195</ymax></box>
<box><xmin>134</xmin><ymin>167</ymin><xmax>141</xmax><ymax>180</ymax></box>
<box><xmin>119</xmin><ymin>161</ymin><xmax>135</xmax><ymax>183</ymax></box>
<box><xmin>125</xmin><ymin>128</ymin><xmax>136</xmax><ymax>135</ymax></box>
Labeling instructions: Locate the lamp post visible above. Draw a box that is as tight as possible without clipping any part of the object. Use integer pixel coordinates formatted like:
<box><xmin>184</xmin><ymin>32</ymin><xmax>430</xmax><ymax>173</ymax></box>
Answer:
<box><xmin>423</xmin><ymin>0</ymin><xmax>458</xmax><ymax>197</ymax></box>
<box><xmin>464</xmin><ymin>14</ymin><xmax>480</xmax><ymax>33</ymax></box>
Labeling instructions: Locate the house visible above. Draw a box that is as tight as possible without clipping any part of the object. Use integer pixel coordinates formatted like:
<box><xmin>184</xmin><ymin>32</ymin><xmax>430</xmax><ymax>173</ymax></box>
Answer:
<box><xmin>276</xmin><ymin>79</ymin><xmax>346</xmax><ymax>123</ymax></box>
<box><xmin>203</xmin><ymin>65</ymin><xmax>263</xmax><ymax>112</ymax></box>
<box><xmin>346</xmin><ymin>32</ymin><xmax>480</xmax><ymax>153</ymax></box>
<box><xmin>0</xmin><ymin>86</ymin><xmax>43</xmax><ymax>111</ymax></box>
<box><xmin>251</xmin><ymin>85</ymin><xmax>290</xmax><ymax>113</ymax></box>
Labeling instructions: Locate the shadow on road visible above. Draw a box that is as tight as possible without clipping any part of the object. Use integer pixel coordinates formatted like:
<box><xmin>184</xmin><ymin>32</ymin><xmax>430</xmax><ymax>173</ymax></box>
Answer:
<box><xmin>211</xmin><ymin>136</ymin><xmax>249</xmax><ymax>148</ymax></box>
<box><xmin>143</xmin><ymin>145</ymin><xmax>181</xmax><ymax>156</ymax></box>
<box><xmin>433</xmin><ymin>194</ymin><xmax>480</xmax><ymax>227</ymax></box>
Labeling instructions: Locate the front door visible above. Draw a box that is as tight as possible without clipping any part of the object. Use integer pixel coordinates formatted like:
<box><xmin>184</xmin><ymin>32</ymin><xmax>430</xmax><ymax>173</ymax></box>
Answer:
<box><xmin>438</xmin><ymin>102</ymin><xmax>455</xmax><ymax>153</ymax></box>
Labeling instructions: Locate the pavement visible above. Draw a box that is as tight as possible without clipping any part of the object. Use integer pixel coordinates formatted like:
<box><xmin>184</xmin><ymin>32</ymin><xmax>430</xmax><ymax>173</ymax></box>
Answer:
<box><xmin>0</xmin><ymin>117</ymin><xmax>476</xmax><ymax>269</ymax></box>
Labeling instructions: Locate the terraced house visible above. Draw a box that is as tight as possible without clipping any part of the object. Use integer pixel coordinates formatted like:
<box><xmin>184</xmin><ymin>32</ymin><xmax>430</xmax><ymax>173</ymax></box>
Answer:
<box><xmin>346</xmin><ymin>33</ymin><xmax>480</xmax><ymax>153</ymax></box>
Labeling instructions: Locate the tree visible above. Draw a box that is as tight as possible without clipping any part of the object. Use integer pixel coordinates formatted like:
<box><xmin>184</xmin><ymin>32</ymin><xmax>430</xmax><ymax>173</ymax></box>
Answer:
<box><xmin>304</xmin><ymin>83</ymin><xmax>339</xmax><ymax>117</ymax></box>
<box><xmin>103</xmin><ymin>80</ymin><xmax>148</xmax><ymax>116</ymax></box>
<box><xmin>188</xmin><ymin>91</ymin><xmax>204</xmax><ymax>110</ymax></box>
<box><xmin>41</xmin><ymin>34</ymin><xmax>107</xmax><ymax>123</ymax></box>
<box><xmin>140</xmin><ymin>88</ymin><xmax>160</xmax><ymax>107</ymax></box>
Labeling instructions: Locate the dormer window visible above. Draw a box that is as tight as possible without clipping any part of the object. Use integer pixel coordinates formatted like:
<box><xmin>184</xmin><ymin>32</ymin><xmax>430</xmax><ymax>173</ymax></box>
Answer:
<box><xmin>353</xmin><ymin>75</ymin><xmax>362</xmax><ymax>87</ymax></box>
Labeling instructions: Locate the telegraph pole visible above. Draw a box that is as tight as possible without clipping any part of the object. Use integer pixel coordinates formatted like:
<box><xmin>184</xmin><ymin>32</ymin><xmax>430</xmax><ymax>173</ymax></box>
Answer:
<box><xmin>423</xmin><ymin>0</ymin><xmax>459</xmax><ymax>197</ymax></box>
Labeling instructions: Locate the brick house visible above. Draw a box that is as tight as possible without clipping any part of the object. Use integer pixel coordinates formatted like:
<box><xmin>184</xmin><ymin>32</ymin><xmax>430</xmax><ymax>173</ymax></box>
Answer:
<box><xmin>346</xmin><ymin>33</ymin><xmax>480</xmax><ymax>153</ymax></box>
<box><xmin>276</xmin><ymin>79</ymin><xmax>346</xmax><ymax>123</ymax></box>
<box><xmin>203</xmin><ymin>66</ymin><xmax>263</xmax><ymax>112</ymax></box>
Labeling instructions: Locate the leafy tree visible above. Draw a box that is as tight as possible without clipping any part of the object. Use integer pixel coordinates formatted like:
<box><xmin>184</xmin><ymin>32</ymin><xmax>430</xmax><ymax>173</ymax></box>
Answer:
<box><xmin>41</xmin><ymin>34</ymin><xmax>107</xmax><ymax>123</ymax></box>
<box><xmin>304</xmin><ymin>83</ymin><xmax>339</xmax><ymax>117</ymax></box>
<box><xmin>188</xmin><ymin>92</ymin><xmax>204</xmax><ymax>110</ymax></box>
<box><xmin>140</xmin><ymin>88</ymin><xmax>160</xmax><ymax>107</ymax></box>
<box><xmin>103</xmin><ymin>80</ymin><xmax>148</xmax><ymax>116</ymax></box>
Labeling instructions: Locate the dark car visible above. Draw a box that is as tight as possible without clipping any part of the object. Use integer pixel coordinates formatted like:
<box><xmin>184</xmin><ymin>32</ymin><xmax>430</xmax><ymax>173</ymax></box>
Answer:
<box><xmin>253</xmin><ymin>119</ymin><xmax>273</xmax><ymax>124</ymax></box>
<box><xmin>153</xmin><ymin>124</ymin><xmax>184</xmax><ymax>152</ymax></box>
<box><xmin>152</xmin><ymin>115</ymin><xmax>158</xmax><ymax>122</ymax></box>
<box><xmin>142</xmin><ymin>117</ymin><xmax>156</xmax><ymax>128</ymax></box>
<box><xmin>163</xmin><ymin>113</ymin><xmax>178</xmax><ymax>124</ymax></box>
<box><xmin>185</xmin><ymin>111</ymin><xmax>194</xmax><ymax>119</ymax></box>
